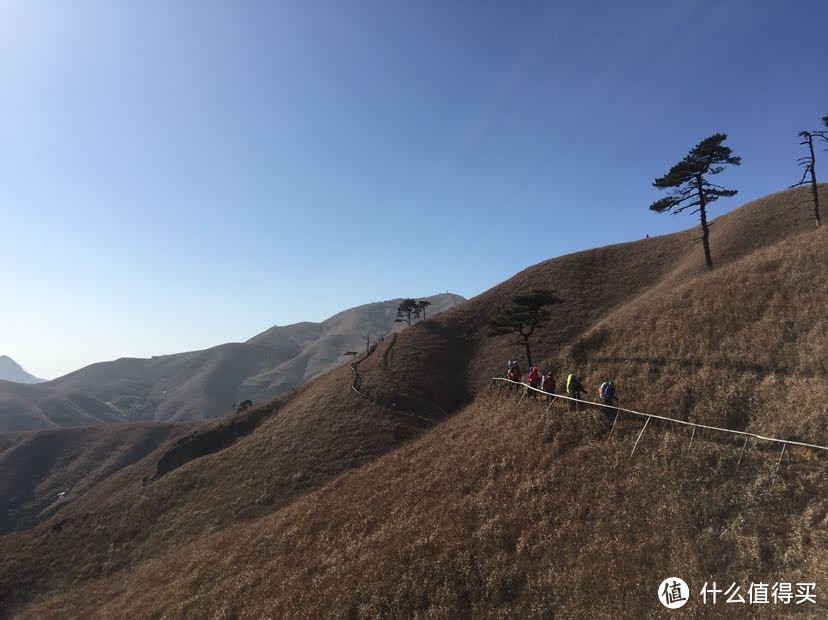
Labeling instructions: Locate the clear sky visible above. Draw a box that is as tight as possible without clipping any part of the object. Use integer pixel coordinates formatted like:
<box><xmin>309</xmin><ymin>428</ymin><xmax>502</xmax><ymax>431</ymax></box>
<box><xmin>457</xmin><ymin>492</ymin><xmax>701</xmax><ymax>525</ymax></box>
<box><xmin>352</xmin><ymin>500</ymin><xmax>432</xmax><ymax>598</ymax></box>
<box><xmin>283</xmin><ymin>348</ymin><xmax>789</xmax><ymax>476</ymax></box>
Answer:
<box><xmin>2</xmin><ymin>1</ymin><xmax>827</xmax><ymax>379</ymax></box>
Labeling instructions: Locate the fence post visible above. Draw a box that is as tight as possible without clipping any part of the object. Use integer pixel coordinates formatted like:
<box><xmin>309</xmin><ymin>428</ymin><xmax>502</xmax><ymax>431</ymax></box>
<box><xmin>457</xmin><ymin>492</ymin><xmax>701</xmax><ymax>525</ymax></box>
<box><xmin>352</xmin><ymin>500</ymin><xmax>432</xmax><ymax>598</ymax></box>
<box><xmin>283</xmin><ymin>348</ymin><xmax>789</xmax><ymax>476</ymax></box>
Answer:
<box><xmin>736</xmin><ymin>436</ymin><xmax>749</xmax><ymax>470</ymax></box>
<box><xmin>607</xmin><ymin>411</ymin><xmax>620</xmax><ymax>441</ymax></box>
<box><xmin>775</xmin><ymin>443</ymin><xmax>787</xmax><ymax>473</ymax></box>
<box><xmin>630</xmin><ymin>416</ymin><xmax>651</xmax><ymax>458</ymax></box>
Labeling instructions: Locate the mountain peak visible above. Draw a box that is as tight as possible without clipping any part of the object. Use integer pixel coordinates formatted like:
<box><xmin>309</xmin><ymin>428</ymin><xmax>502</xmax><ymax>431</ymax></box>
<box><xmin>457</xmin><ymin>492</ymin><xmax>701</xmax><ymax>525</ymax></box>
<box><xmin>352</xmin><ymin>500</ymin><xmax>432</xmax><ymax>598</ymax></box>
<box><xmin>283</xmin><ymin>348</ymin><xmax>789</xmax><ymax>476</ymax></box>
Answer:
<box><xmin>0</xmin><ymin>356</ymin><xmax>45</xmax><ymax>384</ymax></box>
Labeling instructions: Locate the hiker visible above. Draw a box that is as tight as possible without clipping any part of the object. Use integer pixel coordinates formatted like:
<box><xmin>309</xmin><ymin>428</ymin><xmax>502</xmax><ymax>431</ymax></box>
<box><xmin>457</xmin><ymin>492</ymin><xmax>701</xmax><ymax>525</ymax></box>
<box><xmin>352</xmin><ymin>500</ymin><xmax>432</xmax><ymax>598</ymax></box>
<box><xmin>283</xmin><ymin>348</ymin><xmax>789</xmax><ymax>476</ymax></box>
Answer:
<box><xmin>599</xmin><ymin>380</ymin><xmax>618</xmax><ymax>422</ymax></box>
<box><xmin>566</xmin><ymin>373</ymin><xmax>585</xmax><ymax>411</ymax></box>
<box><xmin>506</xmin><ymin>361</ymin><xmax>521</xmax><ymax>390</ymax></box>
<box><xmin>541</xmin><ymin>370</ymin><xmax>555</xmax><ymax>401</ymax></box>
<box><xmin>527</xmin><ymin>366</ymin><xmax>541</xmax><ymax>399</ymax></box>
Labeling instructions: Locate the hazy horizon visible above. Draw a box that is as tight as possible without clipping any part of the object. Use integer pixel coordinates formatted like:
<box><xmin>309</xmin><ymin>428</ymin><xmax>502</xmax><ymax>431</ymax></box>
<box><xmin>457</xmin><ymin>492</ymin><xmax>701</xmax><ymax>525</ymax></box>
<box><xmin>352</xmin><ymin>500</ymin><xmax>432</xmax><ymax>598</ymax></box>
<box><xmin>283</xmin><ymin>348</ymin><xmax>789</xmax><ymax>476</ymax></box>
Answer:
<box><xmin>1</xmin><ymin>291</ymin><xmax>465</xmax><ymax>380</ymax></box>
<box><xmin>3</xmin><ymin>0</ymin><xmax>827</xmax><ymax>379</ymax></box>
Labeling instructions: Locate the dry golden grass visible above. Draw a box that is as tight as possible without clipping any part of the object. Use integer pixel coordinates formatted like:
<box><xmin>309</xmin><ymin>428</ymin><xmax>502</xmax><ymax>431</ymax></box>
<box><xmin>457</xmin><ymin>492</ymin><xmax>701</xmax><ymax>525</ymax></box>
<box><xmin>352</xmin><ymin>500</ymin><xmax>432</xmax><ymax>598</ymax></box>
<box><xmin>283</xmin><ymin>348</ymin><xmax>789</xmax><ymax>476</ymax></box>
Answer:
<box><xmin>565</xmin><ymin>221</ymin><xmax>828</xmax><ymax>443</ymax></box>
<box><xmin>2</xmin><ymin>185</ymin><xmax>827</xmax><ymax>618</ymax></box>
<box><xmin>18</xmin><ymin>392</ymin><xmax>828</xmax><ymax>619</ymax></box>
<box><xmin>0</xmin><ymin>365</ymin><xmax>434</xmax><ymax>616</ymax></box>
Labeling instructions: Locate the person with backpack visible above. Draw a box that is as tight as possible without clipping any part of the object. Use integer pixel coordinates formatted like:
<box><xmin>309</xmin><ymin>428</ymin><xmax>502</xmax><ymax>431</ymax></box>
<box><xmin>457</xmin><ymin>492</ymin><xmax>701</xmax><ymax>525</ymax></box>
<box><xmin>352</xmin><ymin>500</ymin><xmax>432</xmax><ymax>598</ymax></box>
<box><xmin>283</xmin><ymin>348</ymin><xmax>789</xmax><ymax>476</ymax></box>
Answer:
<box><xmin>600</xmin><ymin>380</ymin><xmax>618</xmax><ymax>422</ymax></box>
<box><xmin>506</xmin><ymin>361</ymin><xmax>521</xmax><ymax>390</ymax></box>
<box><xmin>541</xmin><ymin>370</ymin><xmax>555</xmax><ymax>401</ymax></box>
<box><xmin>527</xmin><ymin>366</ymin><xmax>541</xmax><ymax>399</ymax></box>
<box><xmin>566</xmin><ymin>373</ymin><xmax>586</xmax><ymax>411</ymax></box>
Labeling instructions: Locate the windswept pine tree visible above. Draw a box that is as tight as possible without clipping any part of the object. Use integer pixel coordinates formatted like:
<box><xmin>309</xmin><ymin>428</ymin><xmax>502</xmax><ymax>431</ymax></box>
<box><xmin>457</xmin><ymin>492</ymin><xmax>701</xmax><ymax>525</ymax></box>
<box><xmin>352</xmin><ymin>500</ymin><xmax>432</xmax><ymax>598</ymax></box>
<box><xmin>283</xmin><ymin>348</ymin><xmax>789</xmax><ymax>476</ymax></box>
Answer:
<box><xmin>650</xmin><ymin>133</ymin><xmax>741</xmax><ymax>269</ymax></box>
<box><xmin>413</xmin><ymin>300</ymin><xmax>432</xmax><ymax>321</ymax></box>
<box><xmin>393</xmin><ymin>299</ymin><xmax>418</xmax><ymax>326</ymax></box>
<box><xmin>487</xmin><ymin>289</ymin><xmax>562</xmax><ymax>368</ymax></box>
<box><xmin>395</xmin><ymin>299</ymin><xmax>434</xmax><ymax>325</ymax></box>
<box><xmin>792</xmin><ymin>117</ymin><xmax>828</xmax><ymax>227</ymax></box>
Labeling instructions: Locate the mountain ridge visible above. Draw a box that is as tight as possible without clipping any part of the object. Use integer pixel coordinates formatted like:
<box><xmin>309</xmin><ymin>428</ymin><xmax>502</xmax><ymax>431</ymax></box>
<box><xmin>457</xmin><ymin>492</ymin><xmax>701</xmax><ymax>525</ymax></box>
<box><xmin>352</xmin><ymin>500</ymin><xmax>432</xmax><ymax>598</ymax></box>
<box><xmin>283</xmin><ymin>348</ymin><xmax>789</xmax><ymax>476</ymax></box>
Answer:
<box><xmin>0</xmin><ymin>293</ymin><xmax>465</xmax><ymax>431</ymax></box>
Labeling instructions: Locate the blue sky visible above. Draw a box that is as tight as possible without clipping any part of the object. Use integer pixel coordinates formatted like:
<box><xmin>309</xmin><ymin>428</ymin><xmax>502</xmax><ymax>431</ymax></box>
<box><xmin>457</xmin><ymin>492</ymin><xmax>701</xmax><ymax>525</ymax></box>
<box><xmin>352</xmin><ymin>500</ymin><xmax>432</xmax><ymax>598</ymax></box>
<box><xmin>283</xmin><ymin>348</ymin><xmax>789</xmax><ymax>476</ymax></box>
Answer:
<box><xmin>2</xmin><ymin>0</ymin><xmax>827</xmax><ymax>379</ymax></box>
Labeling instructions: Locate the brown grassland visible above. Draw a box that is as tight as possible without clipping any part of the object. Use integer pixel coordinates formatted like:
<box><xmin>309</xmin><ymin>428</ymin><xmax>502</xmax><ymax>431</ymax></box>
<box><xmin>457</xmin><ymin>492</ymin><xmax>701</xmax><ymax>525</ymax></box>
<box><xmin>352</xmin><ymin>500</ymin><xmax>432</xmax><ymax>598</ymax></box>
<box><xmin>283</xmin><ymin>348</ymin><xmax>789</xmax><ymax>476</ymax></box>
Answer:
<box><xmin>1</xmin><ymin>185</ymin><xmax>826</xmax><ymax>618</ymax></box>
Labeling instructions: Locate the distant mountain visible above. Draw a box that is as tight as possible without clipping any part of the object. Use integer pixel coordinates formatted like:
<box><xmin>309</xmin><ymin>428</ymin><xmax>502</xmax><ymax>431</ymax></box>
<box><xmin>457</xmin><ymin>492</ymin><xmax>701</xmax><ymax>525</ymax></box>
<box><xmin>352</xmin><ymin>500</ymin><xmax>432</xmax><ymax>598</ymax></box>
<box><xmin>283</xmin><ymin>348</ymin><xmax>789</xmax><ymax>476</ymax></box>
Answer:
<box><xmin>0</xmin><ymin>356</ymin><xmax>44</xmax><ymax>384</ymax></box>
<box><xmin>0</xmin><ymin>294</ymin><xmax>465</xmax><ymax>431</ymax></box>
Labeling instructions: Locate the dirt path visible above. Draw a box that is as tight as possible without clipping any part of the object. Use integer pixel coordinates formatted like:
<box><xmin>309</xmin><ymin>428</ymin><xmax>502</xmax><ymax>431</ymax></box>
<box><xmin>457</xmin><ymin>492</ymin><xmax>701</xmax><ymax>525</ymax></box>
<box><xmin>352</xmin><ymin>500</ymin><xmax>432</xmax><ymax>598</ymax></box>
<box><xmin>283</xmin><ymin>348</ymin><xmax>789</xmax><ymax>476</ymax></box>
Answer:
<box><xmin>381</xmin><ymin>333</ymin><xmax>397</xmax><ymax>368</ymax></box>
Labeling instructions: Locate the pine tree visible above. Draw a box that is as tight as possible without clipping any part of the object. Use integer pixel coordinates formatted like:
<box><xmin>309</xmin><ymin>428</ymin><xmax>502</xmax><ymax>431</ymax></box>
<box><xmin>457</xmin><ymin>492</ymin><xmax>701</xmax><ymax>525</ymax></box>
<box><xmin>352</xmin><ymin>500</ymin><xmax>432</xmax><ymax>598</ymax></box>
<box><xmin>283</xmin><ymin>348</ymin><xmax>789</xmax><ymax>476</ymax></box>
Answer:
<box><xmin>487</xmin><ymin>289</ymin><xmax>562</xmax><ymax>369</ymax></box>
<box><xmin>413</xmin><ymin>300</ymin><xmax>432</xmax><ymax>321</ymax></box>
<box><xmin>650</xmin><ymin>133</ymin><xmax>741</xmax><ymax>269</ymax></box>
<box><xmin>791</xmin><ymin>118</ymin><xmax>828</xmax><ymax>227</ymax></box>
<box><xmin>393</xmin><ymin>299</ymin><xmax>418</xmax><ymax>326</ymax></box>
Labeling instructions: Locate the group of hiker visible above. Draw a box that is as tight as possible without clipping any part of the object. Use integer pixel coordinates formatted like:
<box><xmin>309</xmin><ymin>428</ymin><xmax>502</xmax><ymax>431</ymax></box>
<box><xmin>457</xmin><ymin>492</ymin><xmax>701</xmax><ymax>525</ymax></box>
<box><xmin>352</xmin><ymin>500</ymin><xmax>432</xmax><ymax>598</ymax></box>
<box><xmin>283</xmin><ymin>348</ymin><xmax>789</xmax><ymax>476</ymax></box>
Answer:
<box><xmin>504</xmin><ymin>360</ymin><xmax>618</xmax><ymax>417</ymax></box>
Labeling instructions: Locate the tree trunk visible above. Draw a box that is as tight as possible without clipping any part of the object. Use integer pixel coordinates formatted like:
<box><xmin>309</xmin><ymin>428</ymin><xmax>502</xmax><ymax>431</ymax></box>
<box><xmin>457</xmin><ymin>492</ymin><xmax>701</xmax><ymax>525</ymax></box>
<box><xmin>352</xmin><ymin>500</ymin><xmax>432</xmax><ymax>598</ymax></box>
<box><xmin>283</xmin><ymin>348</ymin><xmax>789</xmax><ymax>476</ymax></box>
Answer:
<box><xmin>696</xmin><ymin>175</ymin><xmax>714</xmax><ymax>269</ymax></box>
<box><xmin>523</xmin><ymin>338</ymin><xmax>533</xmax><ymax>369</ymax></box>
<box><xmin>806</xmin><ymin>135</ymin><xmax>821</xmax><ymax>226</ymax></box>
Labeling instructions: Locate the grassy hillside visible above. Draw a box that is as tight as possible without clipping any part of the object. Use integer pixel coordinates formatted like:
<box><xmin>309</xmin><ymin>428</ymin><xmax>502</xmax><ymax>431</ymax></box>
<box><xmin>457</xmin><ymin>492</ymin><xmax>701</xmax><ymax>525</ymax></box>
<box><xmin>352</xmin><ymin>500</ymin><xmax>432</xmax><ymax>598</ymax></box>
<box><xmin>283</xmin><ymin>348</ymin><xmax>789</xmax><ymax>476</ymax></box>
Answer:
<box><xmin>1</xmin><ymin>186</ymin><xmax>826</xmax><ymax>618</ymax></box>
<box><xmin>0</xmin><ymin>381</ymin><xmax>127</xmax><ymax>431</ymax></box>
<box><xmin>0</xmin><ymin>423</ymin><xmax>190</xmax><ymax>535</ymax></box>
<box><xmin>21</xmin><ymin>392</ymin><xmax>826</xmax><ymax>618</ymax></box>
<box><xmin>0</xmin><ymin>360</ymin><xmax>441</xmax><ymax>614</ymax></box>
<box><xmin>242</xmin><ymin>293</ymin><xmax>466</xmax><ymax>400</ymax></box>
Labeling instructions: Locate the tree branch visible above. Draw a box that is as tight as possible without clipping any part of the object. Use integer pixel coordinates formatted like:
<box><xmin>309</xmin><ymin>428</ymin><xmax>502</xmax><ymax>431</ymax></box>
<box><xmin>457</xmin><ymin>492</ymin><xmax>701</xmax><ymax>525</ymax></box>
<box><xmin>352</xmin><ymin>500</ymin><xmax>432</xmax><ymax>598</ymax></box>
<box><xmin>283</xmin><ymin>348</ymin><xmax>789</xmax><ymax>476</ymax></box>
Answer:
<box><xmin>790</xmin><ymin>166</ymin><xmax>810</xmax><ymax>188</ymax></box>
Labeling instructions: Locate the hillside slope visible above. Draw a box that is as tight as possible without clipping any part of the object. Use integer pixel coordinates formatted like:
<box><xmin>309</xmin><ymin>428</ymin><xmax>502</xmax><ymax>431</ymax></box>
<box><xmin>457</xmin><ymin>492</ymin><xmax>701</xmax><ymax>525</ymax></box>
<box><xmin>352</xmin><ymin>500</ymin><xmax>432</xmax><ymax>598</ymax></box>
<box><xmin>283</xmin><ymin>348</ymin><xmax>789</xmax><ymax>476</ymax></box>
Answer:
<box><xmin>0</xmin><ymin>422</ymin><xmax>191</xmax><ymax>535</ymax></box>
<box><xmin>1</xmin><ymin>186</ymin><xmax>825</xmax><ymax>618</ymax></box>
<box><xmin>241</xmin><ymin>293</ymin><xmax>465</xmax><ymax>399</ymax></box>
<box><xmin>0</xmin><ymin>293</ymin><xmax>464</xmax><ymax>431</ymax></box>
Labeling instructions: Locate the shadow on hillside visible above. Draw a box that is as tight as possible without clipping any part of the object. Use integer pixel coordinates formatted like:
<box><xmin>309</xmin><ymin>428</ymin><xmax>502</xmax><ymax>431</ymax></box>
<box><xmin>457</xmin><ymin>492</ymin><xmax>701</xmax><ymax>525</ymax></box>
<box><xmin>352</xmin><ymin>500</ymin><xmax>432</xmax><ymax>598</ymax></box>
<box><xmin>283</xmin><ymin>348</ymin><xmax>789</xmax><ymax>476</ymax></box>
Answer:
<box><xmin>149</xmin><ymin>401</ymin><xmax>279</xmax><ymax>482</ymax></box>
<box><xmin>421</xmin><ymin>318</ymin><xmax>473</xmax><ymax>357</ymax></box>
<box><xmin>354</xmin><ymin>320</ymin><xmax>473</xmax><ymax>419</ymax></box>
